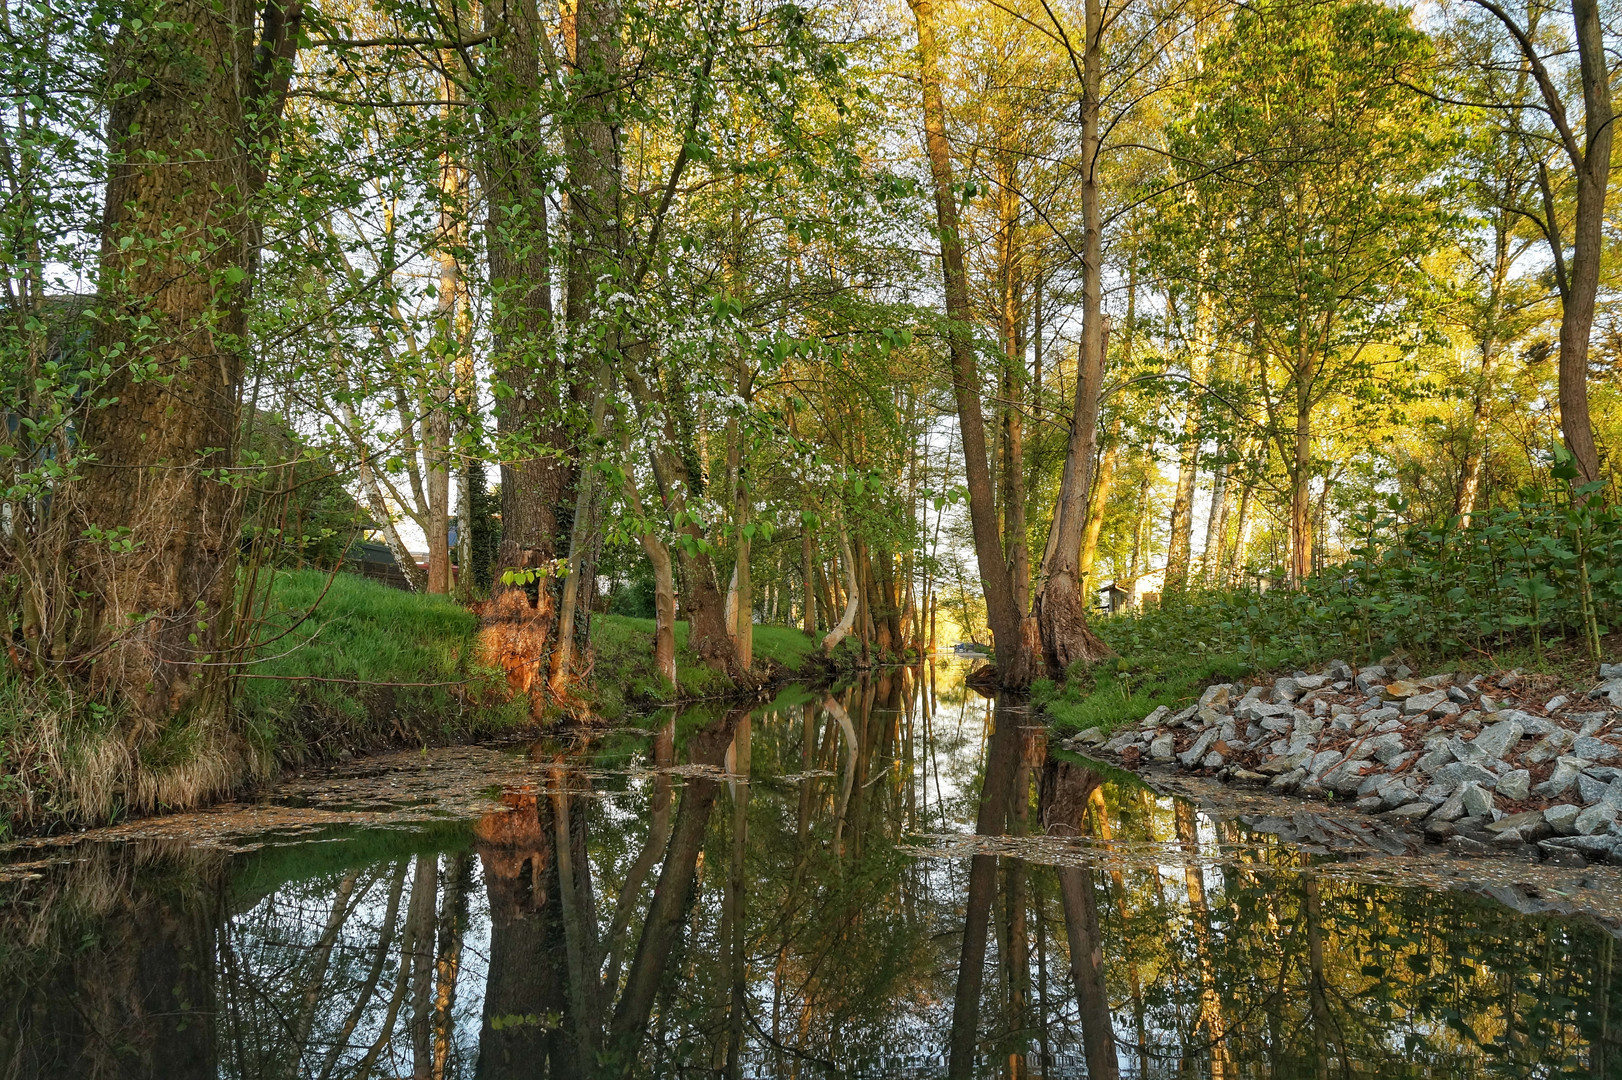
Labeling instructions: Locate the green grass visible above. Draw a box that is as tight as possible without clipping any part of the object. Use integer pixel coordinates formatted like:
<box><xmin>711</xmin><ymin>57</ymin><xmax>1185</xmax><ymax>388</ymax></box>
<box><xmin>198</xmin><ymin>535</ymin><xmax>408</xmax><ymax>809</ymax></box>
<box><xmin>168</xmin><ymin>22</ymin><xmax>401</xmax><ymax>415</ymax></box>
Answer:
<box><xmin>585</xmin><ymin>615</ymin><xmax>824</xmax><ymax>719</ymax></box>
<box><xmin>239</xmin><ymin>569</ymin><xmax>528</xmax><ymax>763</ymax></box>
<box><xmin>1033</xmin><ymin>652</ymin><xmax>1261</xmax><ymax>738</ymax></box>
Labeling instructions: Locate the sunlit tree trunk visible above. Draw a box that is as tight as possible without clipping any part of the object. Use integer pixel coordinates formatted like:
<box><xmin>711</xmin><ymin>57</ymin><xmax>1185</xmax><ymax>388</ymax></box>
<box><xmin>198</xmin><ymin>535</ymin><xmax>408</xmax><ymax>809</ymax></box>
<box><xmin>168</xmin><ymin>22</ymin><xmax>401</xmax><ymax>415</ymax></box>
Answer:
<box><xmin>907</xmin><ymin>0</ymin><xmax>1030</xmax><ymax>687</ymax></box>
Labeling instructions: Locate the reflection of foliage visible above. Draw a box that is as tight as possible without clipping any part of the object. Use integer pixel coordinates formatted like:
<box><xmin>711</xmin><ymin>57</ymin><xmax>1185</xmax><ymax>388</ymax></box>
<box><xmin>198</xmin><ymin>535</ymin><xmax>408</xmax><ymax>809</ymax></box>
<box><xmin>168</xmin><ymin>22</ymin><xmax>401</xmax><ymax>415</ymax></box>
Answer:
<box><xmin>3</xmin><ymin>664</ymin><xmax>1620</xmax><ymax>1077</ymax></box>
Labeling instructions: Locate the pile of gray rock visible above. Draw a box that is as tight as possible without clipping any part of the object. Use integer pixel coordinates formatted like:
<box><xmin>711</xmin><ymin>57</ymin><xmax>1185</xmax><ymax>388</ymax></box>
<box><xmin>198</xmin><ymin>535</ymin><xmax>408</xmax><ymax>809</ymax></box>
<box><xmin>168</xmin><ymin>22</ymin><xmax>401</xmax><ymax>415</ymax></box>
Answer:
<box><xmin>1067</xmin><ymin>660</ymin><xmax>1622</xmax><ymax>866</ymax></box>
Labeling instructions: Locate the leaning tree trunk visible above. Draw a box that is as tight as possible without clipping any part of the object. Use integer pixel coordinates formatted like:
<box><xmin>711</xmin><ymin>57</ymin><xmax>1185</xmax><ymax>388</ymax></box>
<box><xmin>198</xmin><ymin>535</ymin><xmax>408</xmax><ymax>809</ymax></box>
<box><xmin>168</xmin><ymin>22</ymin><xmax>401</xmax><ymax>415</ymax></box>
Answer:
<box><xmin>1034</xmin><ymin>0</ymin><xmax>1113</xmax><ymax>676</ymax></box>
<box><xmin>908</xmin><ymin>0</ymin><xmax>1030</xmax><ymax>687</ymax></box>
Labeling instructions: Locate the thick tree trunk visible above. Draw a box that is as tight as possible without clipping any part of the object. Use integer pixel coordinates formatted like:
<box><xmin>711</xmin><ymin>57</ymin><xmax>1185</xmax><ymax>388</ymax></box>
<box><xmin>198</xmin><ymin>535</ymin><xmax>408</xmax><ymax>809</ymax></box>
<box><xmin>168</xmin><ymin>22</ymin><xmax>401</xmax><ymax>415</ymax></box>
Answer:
<box><xmin>1042</xmin><ymin>758</ymin><xmax>1120</xmax><ymax>1079</ymax></box>
<box><xmin>479</xmin><ymin>0</ymin><xmax>572</xmax><ymax>698</ymax></box>
<box><xmin>1560</xmin><ymin>0</ymin><xmax>1612</xmax><ymax>485</ymax></box>
<box><xmin>908</xmin><ymin>0</ymin><xmax>1029</xmax><ymax>687</ymax></box>
<box><xmin>822</xmin><ymin>526</ymin><xmax>861</xmax><ymax>655</ymax></box>
<box><xmin>71</xmin><ymin>1</ymin><xmax>276</xmax><ymax>731</ymax></box>
<box><xmin>621</xmin><ymin>461</ymin><xmax>677</xmax><ymax>687</ymax></box>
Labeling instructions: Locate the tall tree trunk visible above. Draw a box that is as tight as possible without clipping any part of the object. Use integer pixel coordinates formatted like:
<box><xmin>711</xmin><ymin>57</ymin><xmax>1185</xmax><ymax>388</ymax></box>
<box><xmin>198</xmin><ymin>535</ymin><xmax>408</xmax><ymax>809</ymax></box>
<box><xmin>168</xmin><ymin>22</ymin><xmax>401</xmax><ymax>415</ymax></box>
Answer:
<box><xmin>908</xmin><ymin>0</ymin><xmax>1031</xmax><ymax>687</ymax></box>
<box><xmin>478</xmin><ymin>0</ymin><xmax>571</xmax><ymax>697</ymax></box>
<box><xmin>1200</xmin><ymin>462</ymin><xmax>1229</xmax><ymax>583</ymax></box>
<box><xmin>1456</xmin><ymin>335</ymin><xmax>1499</xmax><ymax>526</ymax></box>
<box><xmin>1033</xmin><ymin>0</ymin><xmax>1112</xmax><ymax>674</ymax></box>
<box><xmin>1289</xmin><ymin>348</ymin><xmax>1315</xmax><ymax>586</ymax></box>
<box><xmin>822</xmin><ymin>525</ymin><xmax>861</xmax><ymax>654</ymax></box>
<box><xmin>71</xmin><ymin>0</ymin><xmax>297</xmax><ymax>733</ymax></box>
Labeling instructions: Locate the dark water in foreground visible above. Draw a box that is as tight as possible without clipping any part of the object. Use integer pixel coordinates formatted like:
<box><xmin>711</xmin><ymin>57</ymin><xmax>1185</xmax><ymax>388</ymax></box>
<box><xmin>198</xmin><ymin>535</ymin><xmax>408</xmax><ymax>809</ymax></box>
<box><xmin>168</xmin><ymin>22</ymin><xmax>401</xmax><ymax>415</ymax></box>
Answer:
<box><xmin>2</xmin><ymin>662</ymin><xmax>1620</xmax><ymax>1078</ymax></box>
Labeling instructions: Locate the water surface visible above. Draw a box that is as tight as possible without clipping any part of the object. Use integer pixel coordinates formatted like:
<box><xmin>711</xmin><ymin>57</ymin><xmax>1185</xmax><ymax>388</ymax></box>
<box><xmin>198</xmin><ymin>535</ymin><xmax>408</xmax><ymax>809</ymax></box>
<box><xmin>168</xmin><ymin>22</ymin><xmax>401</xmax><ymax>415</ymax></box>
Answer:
<box><xmin>2</xmin><ymin>662</ymin><xmax>1619</xmax><ymax>1078</ymax></box>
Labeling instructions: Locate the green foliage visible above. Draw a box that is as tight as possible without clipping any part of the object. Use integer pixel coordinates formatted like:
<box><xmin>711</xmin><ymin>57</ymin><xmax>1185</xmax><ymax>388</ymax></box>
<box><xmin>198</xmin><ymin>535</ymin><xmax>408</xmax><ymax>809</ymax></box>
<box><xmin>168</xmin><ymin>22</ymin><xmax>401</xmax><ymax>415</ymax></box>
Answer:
<box><xmin>1034</xmin><ymin>653</ymin><xmax>1257</xmax><ymax>736</ymax></box>
<box><xmin>1092</xmin><ymin>479</ymin><xmax>1622</xmax><ymax>680</ymax></box>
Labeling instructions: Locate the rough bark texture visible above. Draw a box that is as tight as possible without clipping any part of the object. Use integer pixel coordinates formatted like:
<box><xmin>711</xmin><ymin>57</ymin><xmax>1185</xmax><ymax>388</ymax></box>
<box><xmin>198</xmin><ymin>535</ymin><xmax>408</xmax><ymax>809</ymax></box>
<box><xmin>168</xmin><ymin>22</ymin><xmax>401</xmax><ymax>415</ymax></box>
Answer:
<box><xmin>70</xmin><ymin>1</ymin><xmax>258</xmax><ymax>729</ymax></box>
<box><xmin>908</xmin><ymin>0</ymin><xmax>1027</xmax><ymax>686</ymax></box>
<box><xmin>478</xmin><ymin>0</ymin><xmax>573</xmax><ymax>694</ymax></box>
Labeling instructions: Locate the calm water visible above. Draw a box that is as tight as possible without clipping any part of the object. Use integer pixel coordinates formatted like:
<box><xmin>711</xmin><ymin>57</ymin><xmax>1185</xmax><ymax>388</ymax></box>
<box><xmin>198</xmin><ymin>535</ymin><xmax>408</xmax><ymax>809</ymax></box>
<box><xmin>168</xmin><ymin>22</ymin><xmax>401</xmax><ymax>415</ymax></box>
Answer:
<box><xmin>1</xmin><ymin>662</ymin><xmax>1620</xmax><ymax>1078</ymax></box>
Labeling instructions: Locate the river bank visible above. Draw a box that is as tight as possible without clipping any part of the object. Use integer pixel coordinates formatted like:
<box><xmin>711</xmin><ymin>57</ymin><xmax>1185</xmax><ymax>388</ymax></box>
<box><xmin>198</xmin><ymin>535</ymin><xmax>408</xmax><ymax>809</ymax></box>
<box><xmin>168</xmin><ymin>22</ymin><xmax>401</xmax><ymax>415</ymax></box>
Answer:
<box><xmin>0</xmin><ymin>570</ymin><xmax>833</xmax><ymax>837</ymax></box>
<box><xmin>1065</xmin><ymin>657</ymin><xmax>1622</xmax><ymax>866</ymax></box>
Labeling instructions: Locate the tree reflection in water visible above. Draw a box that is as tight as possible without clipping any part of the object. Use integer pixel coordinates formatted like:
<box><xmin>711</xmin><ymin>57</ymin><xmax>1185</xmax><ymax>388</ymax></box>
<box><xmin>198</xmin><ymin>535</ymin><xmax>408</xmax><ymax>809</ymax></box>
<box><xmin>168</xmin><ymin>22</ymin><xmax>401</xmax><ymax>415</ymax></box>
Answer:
<box><xmin>0</xmin><ymin>662</ymin><xmax>1619</xmax><ymax>1078</ymax></box>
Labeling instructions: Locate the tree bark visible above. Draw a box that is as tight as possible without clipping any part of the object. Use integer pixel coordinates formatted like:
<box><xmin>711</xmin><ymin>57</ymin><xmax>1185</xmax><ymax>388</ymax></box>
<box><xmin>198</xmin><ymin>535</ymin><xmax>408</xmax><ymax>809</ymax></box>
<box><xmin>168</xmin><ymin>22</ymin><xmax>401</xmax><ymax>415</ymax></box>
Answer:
<box><xmin>1034</xmin><ymin>0</ymin><xmax>1113</xmax><ymax>675</ymax></box>
<box><xmin>71</xmin><ymin>0</ymin><xmax>298</xmax><ymax>731</ymax></box>
<box><xmin>908</xmin><ymin>0</ymin><xmax>1029</xmax><ymax>687</ymax></box>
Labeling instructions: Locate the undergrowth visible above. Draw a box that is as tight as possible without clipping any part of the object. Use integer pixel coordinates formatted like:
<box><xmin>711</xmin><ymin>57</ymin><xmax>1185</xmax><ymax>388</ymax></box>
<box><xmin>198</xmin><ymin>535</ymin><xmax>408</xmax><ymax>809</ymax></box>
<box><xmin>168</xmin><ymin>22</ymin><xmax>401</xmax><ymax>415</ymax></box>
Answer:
<box><xmin>1043</xmin><ymin>483</ymin><xmax>1622</xmax><ymax>737</ymax></box>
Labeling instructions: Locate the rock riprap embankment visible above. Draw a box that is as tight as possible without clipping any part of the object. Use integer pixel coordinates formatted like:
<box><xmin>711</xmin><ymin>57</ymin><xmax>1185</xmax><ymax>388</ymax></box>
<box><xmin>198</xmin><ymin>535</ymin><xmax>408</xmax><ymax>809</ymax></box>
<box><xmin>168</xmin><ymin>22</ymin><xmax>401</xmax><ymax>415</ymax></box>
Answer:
<box><xmin>1066</xmin><ymin>661</ymin><xmax>1622</xmax><ymax>866</ymax></box>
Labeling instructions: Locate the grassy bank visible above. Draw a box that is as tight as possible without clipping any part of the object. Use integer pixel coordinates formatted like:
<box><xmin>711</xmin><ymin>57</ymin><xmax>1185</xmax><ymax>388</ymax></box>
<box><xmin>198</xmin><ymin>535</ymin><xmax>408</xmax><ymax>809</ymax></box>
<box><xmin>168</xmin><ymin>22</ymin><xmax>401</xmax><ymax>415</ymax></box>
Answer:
<box><xmin>238</xmin><ymin>569</ymin><xmax>528</xmax><ymax>763</ymax></box>
<box><xmin>0</xmin><ymin>570</ymin><xmax>831</xmax><ymax>835</ymax></box>
<box><xmin>1038</xmin><ymin>583</ymin><xmax>1614</xmax><ymax>740</ymax></box>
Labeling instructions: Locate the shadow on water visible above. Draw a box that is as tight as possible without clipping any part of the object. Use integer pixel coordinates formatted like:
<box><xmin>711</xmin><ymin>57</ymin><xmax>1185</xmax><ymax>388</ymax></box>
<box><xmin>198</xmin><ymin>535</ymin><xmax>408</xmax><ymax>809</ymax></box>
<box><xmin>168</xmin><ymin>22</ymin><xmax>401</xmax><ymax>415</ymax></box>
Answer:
<box><xmin>1</xmin><ymin>661</ymin><xmax>1621</xmax><ymax>1077</ymax></box>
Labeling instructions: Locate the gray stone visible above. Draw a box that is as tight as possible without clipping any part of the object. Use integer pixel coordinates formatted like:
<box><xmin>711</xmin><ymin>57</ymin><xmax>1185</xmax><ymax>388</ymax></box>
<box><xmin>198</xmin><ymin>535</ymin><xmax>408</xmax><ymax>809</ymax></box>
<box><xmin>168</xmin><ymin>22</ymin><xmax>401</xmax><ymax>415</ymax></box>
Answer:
<box><xmin>1448</xmin><ymin>686</ymin><xmax>1473</xmax><ymax>704</ymax></box>
<box><xmin>1540</xmin><ymin>842</ymin><xmax>1590</xmax><ymax>867</ymax></box>
<box><xmin>1273</xmin><ymin>677</ymin><xmax>1303</xmax><ymax>703</ymax></box>
<box><xmin>1269</xmin><ymin>767</ymin><xmax>1306</xmax><ymax>791</ymax></box>
<box><xmin>1178</xmin><ymin>729</ymin><xmax>1218</xmax><ymax>768</ymax></box>
<box><xmin>1071</xmin><ymin>727</ymin><xmax>1107</xmax><ymax>747</ymax></box>
<box><xmin>1389</xmin><ymin>801</ymin><xmax>1432</xmax><ymax>820</ymax></box>
<box><xmin>1350</xmin><ymin>731</ymin><xmax>1405</xmax><ymax>762</ymax></box>
<box><xmin>1601</xmin><ymin>662</ymin><xmax>1622</xmax><ymax>680</ymax></box>
<box><xmin>1425</xmin><ymin>818</ymin><xmax>1457</xmax><ymax>840</ymax></box>
<box><xmin>1320</xmin><ymin>758</ymin><xmax>1371</xmax><ymax>792</ymax></box>
<box><xmin>1434</xmin><ymin>701</ymin><xmax>1462</xmax><ymax>717</ymax></box>
<box><xmin>1355</xmin><ymin>665</ymin><xmax>1389</xmax><ymax>693</ymax></box>
<box><xmin>1577</xmin><ymin>804</ymin><xmax>1620</xmax><ymax>836</ymax></box>
<box><xmin>1375</xmin><ymin>717</ymin><xmax>1406</xmax><ymax>734</ymax></box>
<box><xmin>1417</xmin><ymin>747</ymin><xmax>1455</xmax><ymax>774</ymax></box>
<box><xmin>1579</xmin><ymin>715</ymin><xmax>1609</xmax><ymax>738</ymax></box>
<box><xmin>1141</xmin><ymin>705</ymin><xmax>1172</xmax><ymax>728</ymax></box>
<box><xmin>1487</xmin><ymin>810</ymin><xmax>1543</xmax><ymax>834</ymax></box>
<box><xmin>1459</xmin><ymin>781</ymin><xmax>1495</xmax><ymax>817</ymax></box>
<box><xmin>1547</xmin><ymin>695</ymin><xmax>1569</xmax><ymax>712</ymax></box>
<box><xmin>1473</xmin><ymin>718</ymin><xmax>1525</xmax><ymax>760</ymax></box>
<box><xmin>1496</xmin><ymin>769</ymin><xmax>1531</xmax><ymax>801</ymax></box>
<box><xmin>1456</xmin><ymin>710</ymin><xmax>1484</xmax><ymax>730</ymax></box>
<box><xmin>1293</xmin><ymin>715</ymin><xmax>1324</xmax><ymax>737</ymax></box>
<box><xmin>1257</xmin><ymin>750</ymin><xmax>1312</xmax><ymax>775</ymax></box>
<box><xmin>1357</xmin><ymin>774</ymin><xmax>1386</xmax><ymax>797</ymax></box>
<box><xmin>1491</xmin><ymin>827</ymin><xmax>1525</xmax><ymax>847</ymax></box>
<box><xmin>1405</xmin><ymin>689</ymin><xmax>1450</xmax><ymax>715</ymax></box>
<box><xmin>1355</xmin><ymin>795</ymin><xmax>1385</xmax><ymax>812</ymax></box>
<box><xmin>1534</xmin><ymin>756</ymin><xmax>1594</xmax><ymax>797</ymax></box>
<box><xmin>1479</xmin><ymin>694</ymin><xmax>1499</xmax><ymax>712</ymax></box>
<box><xmin>1239</xmin><ymin>685</ymin><xmax>1267</xmax><ymax>706</ymax></box>
<box><xmin>1578</xmin><ymin>772</ymin><xmax>1612</xmax><ymax>805</ymax></box>
<box><xmin>1544</xmin><ymin>803</ymin><xmax>1581</xmax><ymax>834</ymax></box>
<box><xmin>1379</xmin><ymin>780</ymin><xmax>1416</xmax><ymax>809</ymax></box>
<box><xmin>1296</xmin><ymin>674</ymin><xmax>1329</xmax><ymax>692</ymax></box>
<box><xmin>1170</xmin><ymin>704</ymin><xmax>1199</xmax><ymax>726</ymax></box>
<box><xmin>1374</xmin><ymin>741</ymin><xmax>1411</xmax><ymax>767</ymax></box>
<box><xmin>1199</xmin><ymin>683</ymin><xmax>1233</xmax><ymax>710</ymax></box>
<box><xmin>1148</xmin><ymin>734</ymin><xmax>1175</xmax><ymax>761</ymax></box>
<box><xmin>1430</xmin><ymin>788</ymin><xmax>1468</xmax><ymax>822</ymax></box>
<box><xmin>1305</xmin><ymin>749</ymin><xmax>1343</xmax><ymax>778</ymax></box>
<box><xmin>1231</xmin><ymin>768</ymin><xmax>1268</xmax><ymax>785</ymax></box>
<box><xmin>1433</xmin><ymin>761</ymin><xmax>1497</xmax><ymax>789</ymax></box>
<box><xmin>1447</xmin><ymin>835</ymin><xmax>1490</xmax><ymax>856</ymax></box>
<box><xmin>1241</xmin><ymin>701</ymin><xmax>1296</xmax><ymax>723</ymax></box>
<box><xmin>1450</xmin><ymin>737</ymin><xmax>1490</xmax><ymax>766</ymax></box>
<box><xmin>1573</xmin><ymin>736</ymin><xmax>1619</xmax><ymax>762</ymax></box>
<box><xmin>1325</xmin><ymin>659</ymin><xmax>1353</xmax><ymax>681</ymax></box>
<box><xmin>1196</xmin><ymin>705</ymin><xmax>1225</xmax><ymax>727</ymax></box>
<box><xmin>1331</xmin><ymin>716</ymin><xmax>1356</xmax><ymax>732</ymax></box>
<box><xmin>1260</xmin><ymin>717</ymin><xmax>1292</xmax><ymax>734</ymax></box>
<box><xmin>1202</xmin><ymin>751</ymin><xmax>1225</xmax><ymax>769</ymax></box>
<box><xmin>1363</xmin><ymin>706</ymin><xmax>1401</xmax><ymax>727</ymax></box>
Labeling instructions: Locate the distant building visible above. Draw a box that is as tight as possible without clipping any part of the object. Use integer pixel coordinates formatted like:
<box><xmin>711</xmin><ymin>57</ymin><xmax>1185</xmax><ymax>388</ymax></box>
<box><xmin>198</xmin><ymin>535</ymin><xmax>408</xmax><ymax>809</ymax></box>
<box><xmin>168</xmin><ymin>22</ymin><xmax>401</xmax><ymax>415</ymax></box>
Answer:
<box><xmin>1101</xmin><ymin>567</ymin><xmax>1166</xmax><ymax>612</ymax></box>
